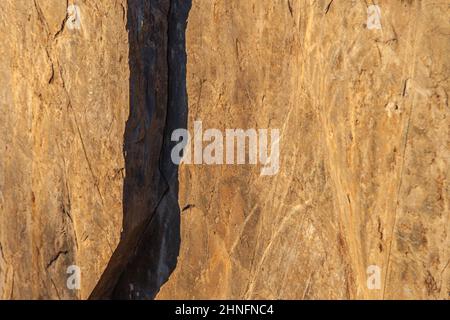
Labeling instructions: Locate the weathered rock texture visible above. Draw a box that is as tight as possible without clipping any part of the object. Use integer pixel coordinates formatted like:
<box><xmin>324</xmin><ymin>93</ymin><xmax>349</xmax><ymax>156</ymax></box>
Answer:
<box><xmin>0</xmin><ymin>0</ymin><xmax>449</xmax><ymax>300</ymax></box>
<box><xmin>0</xmin><ymin>0</ymin><xmax>129</xmax><ymax>299</ymax></box>
<box><xmin>90</xmin><ymin>0</ymin><xmax>190</xmax><ymax>300</ymax></box>
<box><xmin>158</xmin><ymin>0</ymin><xmax>449</xmax><ymax>299</ymax></box>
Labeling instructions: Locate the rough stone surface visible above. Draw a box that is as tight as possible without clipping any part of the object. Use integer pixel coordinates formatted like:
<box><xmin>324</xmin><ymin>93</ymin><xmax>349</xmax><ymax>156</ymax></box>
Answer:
<box><xmin>0</xmin><ymin>0</ymin><xmax>449</xmax><ymax>300</ymax></box>
<box><xmin>158</xmin><ymin>0</ymin><xmax>449</xmax><ymax>299</ymax></box>
<box><xmin>0</xmin><ymin>0</ymin><xmax>129</xmax><ymax>299</ymax></box>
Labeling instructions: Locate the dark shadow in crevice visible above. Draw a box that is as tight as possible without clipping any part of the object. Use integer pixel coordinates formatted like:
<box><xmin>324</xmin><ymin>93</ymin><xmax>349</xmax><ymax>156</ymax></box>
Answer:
<box><xmin>89</xmin><ymin>0</ymin><xmax>191</xmax><ymax>300</ymax></box>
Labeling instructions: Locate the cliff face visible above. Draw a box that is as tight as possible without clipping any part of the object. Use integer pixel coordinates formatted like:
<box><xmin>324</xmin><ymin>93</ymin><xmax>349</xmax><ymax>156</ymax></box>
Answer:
<box><xmin>0</xmin><ymin>0</ymin><xmax>129</xmax><ymax>299</ymax></box>
<box><xmin>0</xmin><ymin>0</ymin><xmax>449</xmax><ymax>300</ymax></box>
<box><xmin>158</xmin><ymin>0</ymin><xmax>449</xmax><ymax>299</ymax></box>
<box><xmin>0</xmin><ymin>0</ymin><xmax>187</xmax><ymax>300</ymax></box>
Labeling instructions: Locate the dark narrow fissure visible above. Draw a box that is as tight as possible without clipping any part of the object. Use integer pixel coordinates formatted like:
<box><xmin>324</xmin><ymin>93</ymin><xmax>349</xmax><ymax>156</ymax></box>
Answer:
<box><xmin>89</xmin><ymin>0</ymin><xmax>191</xmax><ymax>300</ymax></box>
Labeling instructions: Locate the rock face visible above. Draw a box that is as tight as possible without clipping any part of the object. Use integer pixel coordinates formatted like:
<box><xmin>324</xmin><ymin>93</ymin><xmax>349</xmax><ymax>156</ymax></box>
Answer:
<box><xmin>0</xmin><ymin>0</ymin><xmax>129</xmax><ymax>299</ymax></box>
<box><xmin>91</xmin><ymin>0</ymin><xmax>190</xmax><ymax>300</ymax></box>
<box><xmin>158</xmin><ymin>0</ymin><xmax>449</xmax><ymax>299</ymax></box>
<box><xmin>0</xmin><ymin>0</ymin><xmax>449</xmax><ymax>300</ymax></box>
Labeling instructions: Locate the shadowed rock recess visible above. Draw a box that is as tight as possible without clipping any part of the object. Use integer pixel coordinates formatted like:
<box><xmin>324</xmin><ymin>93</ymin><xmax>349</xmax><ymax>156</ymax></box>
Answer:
<box><xmin>0</xmin><ymin>1</ymin><xmax>449</xmax><ymax>300</ymax></box>
<box><xmin>91</xmin><ymin>0</ymin><xmax>191</xmax><ymax>299</ymax></box>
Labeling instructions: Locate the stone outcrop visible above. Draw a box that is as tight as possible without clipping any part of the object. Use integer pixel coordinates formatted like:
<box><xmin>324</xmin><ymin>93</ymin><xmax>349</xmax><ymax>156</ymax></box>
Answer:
<box><xmin>0</xmin><ymin>0</ymin><xmax>449</xmax><ymax>300</ymax></box>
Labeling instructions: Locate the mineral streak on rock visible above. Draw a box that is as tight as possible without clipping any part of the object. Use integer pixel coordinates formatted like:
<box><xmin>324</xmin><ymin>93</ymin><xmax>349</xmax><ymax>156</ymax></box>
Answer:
<box><xmin>0</xmin><ymin>0</ymin><xmax>449</xmax><ymax>300</ymax></box>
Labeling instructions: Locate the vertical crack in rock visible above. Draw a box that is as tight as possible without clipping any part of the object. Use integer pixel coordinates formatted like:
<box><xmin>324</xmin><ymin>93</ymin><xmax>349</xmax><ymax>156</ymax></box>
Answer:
<box><xmin>90</xmin><ymin>0</ymin><xmax>191</xmax><ymax>300</ymax></box>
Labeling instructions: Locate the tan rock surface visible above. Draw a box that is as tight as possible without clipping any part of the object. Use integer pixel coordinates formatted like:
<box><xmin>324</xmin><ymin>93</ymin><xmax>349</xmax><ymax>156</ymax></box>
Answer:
<box><xmin>158</xmin><ymin>0</ymin><xmax>449</xmax><ymax>299</ymax></box>
<box><xmin>0</xmin><ymin>0</ymin><xmax>448</xmax><ymax>300</ymax></box>
<box><xmin>0</xmin><ymin>0</ymin><xmax>129</xmax><ymax>299</ymax></box>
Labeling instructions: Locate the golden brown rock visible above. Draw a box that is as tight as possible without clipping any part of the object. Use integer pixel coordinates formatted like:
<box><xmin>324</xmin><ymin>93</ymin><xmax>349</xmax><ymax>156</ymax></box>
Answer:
<box><xmin>0</xmin><ymin>0</ymin><xmax>448</xmax><ymax>300</ymax></box>
<box><xmin>158</xmin><ymin>0</ymin><xmax>449</xmax><ymax>299</ymax></box>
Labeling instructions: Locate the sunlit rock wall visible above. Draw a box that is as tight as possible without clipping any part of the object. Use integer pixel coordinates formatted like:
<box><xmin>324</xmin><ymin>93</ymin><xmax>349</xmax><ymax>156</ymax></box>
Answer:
<box><xmin>158</xmin><ymin>0</ymin><xmax>449</xmax><ymax>299</ymax></box>
<box><xmin>0</xmin><ymin>0</ymin><xmax>129</xmax><ymax>299</ymax></box>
